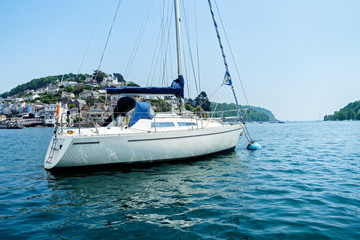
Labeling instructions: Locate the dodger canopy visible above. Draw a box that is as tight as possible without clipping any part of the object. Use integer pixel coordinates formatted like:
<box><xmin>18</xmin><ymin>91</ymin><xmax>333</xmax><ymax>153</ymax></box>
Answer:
<box><xmin>103</xmin><ymin>97</ymin><xmax>154</xmax><ymax>127</ymax></box>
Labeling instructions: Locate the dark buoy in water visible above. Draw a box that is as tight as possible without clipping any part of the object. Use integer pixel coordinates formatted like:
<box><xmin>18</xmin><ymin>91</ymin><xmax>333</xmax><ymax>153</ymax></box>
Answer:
<box><xmin>247</xmin><ymin>142</ymin><xmax>261</xmax><ymax>150</ymax></box>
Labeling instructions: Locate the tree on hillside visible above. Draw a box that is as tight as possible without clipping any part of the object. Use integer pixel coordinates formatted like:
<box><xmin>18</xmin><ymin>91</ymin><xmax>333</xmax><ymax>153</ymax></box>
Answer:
<box><xmin>65</xmin><ymin>85</ymin><xmax>75</xmax><ymax>93</ymax></box>
<box><xmin>0</xmin><ymin>73</ymin><xmax>88</xmax><ymax>98</ymax></box>
<box><xmin>348</xmin><ymin>109</ymin><xmax>356</xmax><ymax>120</ymax></box>
<box><xmin>93</xmin><ymin>70</ymin><xmax>106</xmax><ymax>84</ymax></box>
<box><xmin>195</xmin><ymin>91</ymin><xmax>211</xmax><ymax>111</ymax></box>
<box><xmin>113</xmin><ymin>73</ymin><xmax>125</xmax><ymax>83</ymax></box>
<box><xmin>187</xmin><ymin>98</ymin><xmax>194</xmax><ymax>106</ymax></box>
<box><xmin>127</xmin><ymin>81</ymin><xmax>140</xmax><ymax>87</ymax></box>
<box><xmin>325</xmin><ymin>100</ymin><xmax>360</xmax><ymax>121</ymax></box>
<box><xmin>337</xmin><ymin>111</ymin><xmax>347</xmax><ymax>120</ymax></box>
<box><xmin>150</xmin><ymin>98</ymin><xmax>171</xmax><ymax>112</ymax></box>
<box><xmin>357</xmin><ymin>113</ymin><xmax>360</xmax><ymax>120</ymax></box>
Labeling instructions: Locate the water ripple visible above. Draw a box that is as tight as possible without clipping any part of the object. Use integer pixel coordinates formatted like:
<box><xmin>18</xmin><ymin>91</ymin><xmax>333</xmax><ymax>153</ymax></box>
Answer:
<box><xmin>1</xmin><ymin>122</ymin><xmax>360</xmax><ymax>239</ymax></box>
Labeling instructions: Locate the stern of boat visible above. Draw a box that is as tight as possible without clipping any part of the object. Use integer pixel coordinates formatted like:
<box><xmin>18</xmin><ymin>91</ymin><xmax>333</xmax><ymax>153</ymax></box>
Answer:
<box><xmin>44</xmin><ymin>135</ymin><xmax>72</xmax><ymax>170</ymax></box>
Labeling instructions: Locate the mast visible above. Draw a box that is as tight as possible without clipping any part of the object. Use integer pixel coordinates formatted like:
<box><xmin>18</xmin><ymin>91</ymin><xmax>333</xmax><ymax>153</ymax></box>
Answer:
<box><xmin>174</xmin><ymin>0</ymin><xmax>185</xmax><ymax>113</ymax></box>
<box><xmin>174</xmin><ymin>0</ymin><xmax>183</xmax><ymax>77</ymax></box>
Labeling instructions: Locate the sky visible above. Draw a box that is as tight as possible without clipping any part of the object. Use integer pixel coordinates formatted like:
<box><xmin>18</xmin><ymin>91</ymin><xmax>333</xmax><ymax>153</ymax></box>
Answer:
<box><xmin>0</xmin><ymin>0</ymin><xmax>359</xmax><ymax>121</ymax></box>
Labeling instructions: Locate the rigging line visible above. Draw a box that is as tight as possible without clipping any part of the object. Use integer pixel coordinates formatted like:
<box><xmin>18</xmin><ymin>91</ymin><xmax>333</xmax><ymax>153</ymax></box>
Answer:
<box><xmin>167</xmin><ymin>0</ymin><xmax>174</xmax><ymax>83</ymax></box>
<box><xmin>182</xmin><ymin>49</ymin><xmax>190</xmax><ymax>99</ymax></box>
<box><xmin>213</xmin><ymin>1</ymin><xmax>256</xmax><ymax>144</ymax></box>
<box><xmin>148</xmin><ymin>0</ymin><xmax>167</xmax><ymax>86</ymax></box>
<box><xmin>147</xmin><ymin>20</ymin><xmax>163</xmax><ymax>86</ymax></box>
<box><xmin>211</xmin><ymin>102</ymin><xmax>219</xmax><ymax>118</ymax></box>
<box><xmin>158</xmin><ymin>0</ymin><xmax>175</xmax><ymax>87</ymax></box>
<box><xmin>124</xmin><ymin>1</ymin><xmax>154</xmax><ymax>79</ymax></box>
<box><xmin>78</xmin><ymin>1</ymin><xmax>106</xmax><ymax>74</ymax></box>
<box><xmin>160</xmin><ymin>0</ymin><xmax>169</xmax><ymax>87</ymax></box>
<box><xmin>180</xmin><ymin>0</ymin><xmax>199</xmax><ymax>96</ymax></box>
<box><xmin>193</xmin><ymin>0</ymin><xmax>201</xmax><ymax>93</ymax></box>
<box><xmin>159</xmin><ymin>1</ymin><xmax>166</xmax><ymax>87</ymax></box>
<box><xmin>243</xmin><ymin>123</ymin><xmax>254</xmax><ymax>142</ymax></box>
<box><xmin>150</xmin><ymin>17</ymin><xmax>169</xmax><ymax>88</ymax></box>
<box><xmin>155</xmin><ymin>0</ymin><xmax>164</xmax><ymax>86</ymax></box>
<box><xmin>157</xmin><ymin>0</ymin><xmax>167</xmax><ymax>87</ymax></box>
<box><xmin>213</xmin><ymin>0</ymin><xmax>250</xmax><ymax>106</ymax></box>
<box><xmin>191</xmin><ymin>84</ymin><xmax>224</xmax><ymax>113</ymax></box>
<box><xmin>168</xmin><ymin>16</ymin><xmax>174</xmax><ymax>83</ymax></box>
<box><xmin>168</xmin><ymin>0</ymin><xmax>175</xmax><ymax>84</ymax></box>
<box><xmin>207</xmin><ymin>0</ymin><xmax>240</xmax><ymax>110</ymax></box>
<box><xmin>161</xmin><ymin>1</ymin><xmax>174</xmax><ymax>86</ymax></box>
<box><xmin>94</xmin><ymin>0</ymin><xmax>122</xmax><ymax>82</ymax></box>
<box><xmin>150</xmin><ymin>35</ymin><xmax>164</xmax><ymax>86</ymax></box>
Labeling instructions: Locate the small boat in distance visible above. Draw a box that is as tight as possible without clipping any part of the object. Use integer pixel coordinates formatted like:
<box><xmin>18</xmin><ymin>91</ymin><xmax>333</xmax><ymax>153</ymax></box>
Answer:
<box><xmin>0</xmin><ymin>121</ymin><xmax>24</xmax><ymax>129</ymax></box>
<box><xmin>44</xmin><ymin>0</ymin><xmax>245</xmax><ymax>170</ymax></box>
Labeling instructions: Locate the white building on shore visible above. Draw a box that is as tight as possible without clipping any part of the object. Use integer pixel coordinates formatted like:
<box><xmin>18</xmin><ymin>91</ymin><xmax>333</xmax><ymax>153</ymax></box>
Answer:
<box><xmin>44</xmin><ymin>104</ymin><xmax>58</xmax><ymax>126</ymax></box>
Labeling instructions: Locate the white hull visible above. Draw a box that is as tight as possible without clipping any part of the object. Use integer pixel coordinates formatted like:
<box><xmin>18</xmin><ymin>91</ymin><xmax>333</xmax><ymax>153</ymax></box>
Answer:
<box><xmin>43</xmin><ymin>1</ymin><xmax>250</xmax><ymax>170</ymax></box>
<box><xmin>44</xmin><ymin>120</ymin><xmax>243</xmax><ymax>169</ymax></box>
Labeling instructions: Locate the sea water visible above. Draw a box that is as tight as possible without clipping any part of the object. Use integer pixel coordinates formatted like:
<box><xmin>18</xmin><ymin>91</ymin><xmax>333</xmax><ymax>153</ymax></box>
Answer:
<box><xmin>0</xmin><ymin>121</ymin><xmax>359</xmax><ymax>239</ymax></box>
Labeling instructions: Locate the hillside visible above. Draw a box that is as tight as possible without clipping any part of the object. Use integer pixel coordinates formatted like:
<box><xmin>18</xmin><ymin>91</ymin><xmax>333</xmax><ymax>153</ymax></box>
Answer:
<box><xmin>210</xmin><ymin>102</ymin><xmax>276</xmax><ymax>122</ymax></box>
<box><xmin>324</xmin><ymin>100</ymin><xmax>360</xmax><ymax>121</ymax></box>
<box><xmin>0</xmin><ymin>73</ymin><xmax>88</xmax><ymax>98</ymax></box>
<box><xmin>1</xmin><ymin>73</ymin><xmax>276</xmax><ymax>122</ymax></box>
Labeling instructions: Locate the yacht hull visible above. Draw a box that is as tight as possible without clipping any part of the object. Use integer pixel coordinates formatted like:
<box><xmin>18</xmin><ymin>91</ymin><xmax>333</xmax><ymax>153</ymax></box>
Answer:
<box><xmin>44</xmin><ymin>124</ymin><xmax>242</xmax><ymax>169</ymax></box>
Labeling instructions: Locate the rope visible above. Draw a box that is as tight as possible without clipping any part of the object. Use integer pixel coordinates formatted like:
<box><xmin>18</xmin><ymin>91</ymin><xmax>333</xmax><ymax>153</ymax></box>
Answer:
<box><xmin>191</xmin><ymin>84</ymin><xmax>223</xmax><ymax>112</ymax></box>
<box><xmin>94</xmin><ymin>0</ymin><xmax>122</xmax><ymax>82</ymax></box>
<box><xmin>146</xmin><ymin>1</ymin><xmax>168</xmax><ymax>87</ymax></box>
<box><xmin>159</xmin><ymin>0</ymin><xmax>173</xmax><ymax>87</ymax></box>
<box><xmin>78</xmin><ymin>1</ymin><xmax>106</xmax><ymax>74</ymax></box>
<box><xmin>124</xmin><ymin>1</ymin><xmax>154</xmax><ymax>79</ymax></box>
<box><xmin>243</xmin><ymin>123</ymin><xmax>254</xmax><ymax>143</ymax></box>
<box><xmin>211</xmin><ymin>102</ymin><xmax>219</xmax><ymax>118</ymax></box>
<box><xmin>147</xmin><ymin>18</ymin><xmax>165</xmax><ymax>86</ymax></box>
<box><xmin>208</xmin><ymin>0</ymin><xmax>259</xmax><ymax>145</ymax></box>
<box><xmin>181</xmin><ymin>0</ymin><xmax>199</xmax><ymax>95</ymax></box>
<box><xmin>193</xmin><ymin>0</ymin><xmax>201</xmax><ymax>93</ymax></box>
<box><xmin>182</xmin><ymin>49</ymin><xmax>191</xmax><ymax>99</ymax></box>
<box><xmin>207</xmin><ymin>0</ymin><xmax>240</xmax><ymax>111</ymax></box>
<box><xmin>213</xmin><ymin>0</ymin><xmax>250</xmax><ymax>106</ymax></box>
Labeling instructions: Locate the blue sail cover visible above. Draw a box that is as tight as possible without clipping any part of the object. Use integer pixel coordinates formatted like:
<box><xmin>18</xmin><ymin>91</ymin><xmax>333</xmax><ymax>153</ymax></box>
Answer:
<box><xmin>105</xmin><ymin>77</ymin><xmax>184</xmax><ymax>98</ymax></box>
<box><xmin>129</xmin><ymin>101</ymin><xmax>155</xmax><ymax>127</ymax></box>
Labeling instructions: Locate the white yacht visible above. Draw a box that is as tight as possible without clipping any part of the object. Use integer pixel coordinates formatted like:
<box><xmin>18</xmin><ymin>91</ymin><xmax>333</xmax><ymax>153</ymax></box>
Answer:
<box><xmin>44</xmin><ymin>111</ymin><xmax>242</xmax><ymax>169</ymax></box>
<box><xmin>44</xmin><ymin>0</ymin><xmax>245</xmax><ymax>170</ymax></box>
